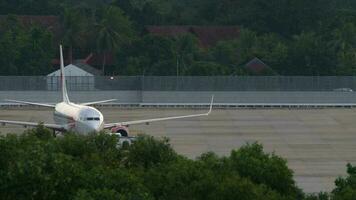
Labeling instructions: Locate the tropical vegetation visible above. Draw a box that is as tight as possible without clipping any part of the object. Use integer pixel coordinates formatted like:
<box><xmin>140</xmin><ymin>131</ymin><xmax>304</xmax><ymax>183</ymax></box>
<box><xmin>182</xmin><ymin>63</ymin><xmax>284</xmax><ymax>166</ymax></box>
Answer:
<box><xmin>1</xmin><ymin>0</ymin><xmax>356</xmax><ymax>75</ymax></box>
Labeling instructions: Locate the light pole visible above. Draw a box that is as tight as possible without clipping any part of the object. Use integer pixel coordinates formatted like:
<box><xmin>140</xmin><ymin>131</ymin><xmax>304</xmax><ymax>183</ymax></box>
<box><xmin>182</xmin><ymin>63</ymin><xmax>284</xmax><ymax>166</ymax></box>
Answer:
<box><xmin>176</xmin><ymin>54</ymin><xmax>179</xmax><ymax>77</ymax></box>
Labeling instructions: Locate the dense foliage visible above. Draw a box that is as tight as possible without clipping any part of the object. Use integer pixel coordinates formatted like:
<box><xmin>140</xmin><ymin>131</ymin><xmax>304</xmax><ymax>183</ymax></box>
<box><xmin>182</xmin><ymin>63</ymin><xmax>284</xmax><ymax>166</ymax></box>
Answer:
<box><xmin>331</xmin><ymin>163</ymin><xmax>356</xmax><ymax>200</ymax></box>
<box><xmin>1</xmin><ymin>0</ymin><xmax>356</xmax><ymax>75</ymax></box>
<box><xmin>0</xmin><ymin>127</ymin><xmax>304</xmax><ymax>200</ymax></box>
<box><xmin>0</xmin><ymin>127</ymin><xmax>355</xmax><ymax>199</ymax></box>
<box><xmin>0</xmin><ymin>15</ymin><xmax>54</xmax><ymax>75</ymax></box>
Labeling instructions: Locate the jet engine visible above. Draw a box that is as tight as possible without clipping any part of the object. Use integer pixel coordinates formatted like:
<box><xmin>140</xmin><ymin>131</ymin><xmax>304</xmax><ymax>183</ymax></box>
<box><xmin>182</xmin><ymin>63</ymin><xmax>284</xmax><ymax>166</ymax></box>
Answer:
<box><xmin>111</xmin><ymin>125</ymin><xmax>129</xmax><ymax>137</ymax></box>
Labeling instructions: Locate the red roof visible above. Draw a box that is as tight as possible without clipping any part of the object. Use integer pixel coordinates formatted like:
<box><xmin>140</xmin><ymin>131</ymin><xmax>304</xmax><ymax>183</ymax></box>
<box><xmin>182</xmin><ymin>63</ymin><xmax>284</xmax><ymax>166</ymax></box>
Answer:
<box><xmin>245</xmin><ymin>57</ymin><xmax>270</xmax><ymax>73</ymax></box>
<box><xmin>146</xmin><ymin>26</ymin><xmax>191</xmax><ymax>37</ymax></box>
<box><xmin>146</xmin><ymin>26</ymin><xmax>240</xmax><ymax>47</ymax></box>
<box><xmin>191</xmin><ymin>26</ymin><xmax>240</xmax><ymax>47</ymax></box>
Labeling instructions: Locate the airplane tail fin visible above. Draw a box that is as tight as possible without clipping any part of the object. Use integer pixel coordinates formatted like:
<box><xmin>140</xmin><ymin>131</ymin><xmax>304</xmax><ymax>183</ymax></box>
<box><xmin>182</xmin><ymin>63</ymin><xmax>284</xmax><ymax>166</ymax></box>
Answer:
<box><xmin>60</xmin><ymin>45</ymin><xmax>70</xmax><ymax>103</ymax></box>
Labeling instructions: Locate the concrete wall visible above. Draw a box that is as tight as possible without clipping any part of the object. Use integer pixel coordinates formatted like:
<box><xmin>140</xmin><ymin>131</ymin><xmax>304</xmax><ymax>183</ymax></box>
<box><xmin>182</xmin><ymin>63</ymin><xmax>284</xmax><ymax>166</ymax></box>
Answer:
<box><xmin>0</xmin><ymin>91</ymin><xmax>141</xmax><ymax>104</ymax></box>
<box><xmin>1</xmin><ymin>91</ymin><xmax>356</xmax><ymax>105</ymax></box>
<box><xmin>142</xmin><ymin>91</ymin><xmax>356</xmax><ymax>104</ymax></box>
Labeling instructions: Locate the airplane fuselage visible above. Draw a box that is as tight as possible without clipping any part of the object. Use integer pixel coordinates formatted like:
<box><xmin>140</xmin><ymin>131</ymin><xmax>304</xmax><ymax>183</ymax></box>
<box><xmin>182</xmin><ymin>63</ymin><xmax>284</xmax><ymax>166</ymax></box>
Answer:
<box><xmin>54</xmin><ymin>102</ymin><xmax>104</xmax><ymax>134</ymax></box>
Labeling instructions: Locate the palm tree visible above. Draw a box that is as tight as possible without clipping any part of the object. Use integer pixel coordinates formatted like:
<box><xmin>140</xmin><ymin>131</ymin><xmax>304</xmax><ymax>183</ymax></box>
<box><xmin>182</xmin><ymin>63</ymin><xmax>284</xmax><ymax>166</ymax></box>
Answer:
<box><xmin>61</xmin><ymin>8</ymin><xmax>88</xmax><ymax>63</ymax></box>
<box><xmin>95</xmin><ymin>6</ymin><xmax>134</xmax><ymax>74</ymax></box>
<box><xmin>173</xmin><ymin>34</ymin><xmax>199</xmax><ymax>76</ymax></box>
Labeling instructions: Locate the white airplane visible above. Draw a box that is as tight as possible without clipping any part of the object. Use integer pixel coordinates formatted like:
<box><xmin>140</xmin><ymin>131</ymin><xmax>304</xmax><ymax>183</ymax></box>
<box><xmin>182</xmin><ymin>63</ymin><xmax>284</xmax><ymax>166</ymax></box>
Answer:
<box><xmin>0</xmin><ymin>45</ymin><xmax>213</xmax><ymax>136</ymax></box>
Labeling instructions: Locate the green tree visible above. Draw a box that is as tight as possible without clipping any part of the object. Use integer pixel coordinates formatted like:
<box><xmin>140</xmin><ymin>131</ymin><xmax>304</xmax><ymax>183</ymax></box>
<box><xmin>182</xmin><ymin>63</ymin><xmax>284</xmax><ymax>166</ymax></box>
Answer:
<box><xmin>332</xmin><ymin>164</ymin><xmax>356</xmax><ymax>200</ymax></box>
<box><xmin>95</xmin><ymin>5</ymin><xmax>135</xmax><ymax>74</ymax></box>
<box><xmin>116</xmin><ymin>35</ymin><xmax>176</xmax><ymax>75</ymax></box>
<box><xmin>115</xmin><ymin>0</ymin><xmax>174</xmax><ymax>25</ymax></box>
<box><xmin>253</xmin><ymin>33</ymin><xmax>288</xmax><ymax>74</ymax></box>
<box><xmin>209</xmin><ymin>29</ymin><xmax>257</xmax><ymax>74</ymax></box>
<box><xmin>0</xmin><ymin>15</ymin><xmax>24</xmax><ymax>75</ymax></box>
<box><xmin>125</xmin><ymin>135</ymin><xmax>178</xmax><ymax>169</ymax></box>
<box><xmin>330</xmin><ymin>23</ymin><xmax>356</xmax><ymax>75</ymax></box>
<box><xmin>287</xmin><ymin>32</ymin><xmax>336</xmax><ymax>75</ymax></box>
<box><xmin>18</xmin><ymin>26</ymin><xmax>54</xmax><ymax>75</ymax></box>
<box><xmin>0</xmin><ymin>16</ymin><xmax>54</xmax><ymax>75</ymax></box>
<box><xmin>0</xmin><ymin>127</ymin><xmax>307</xmax><ymax>200</ymax></box>
<box><xmin>186</xmin><ymin>61</ymin><xmax>230</xmax><ymax>75</ymax></box>
<box><xmin>173</xmin><ymin>34</ymin><xmax>200</xmax><ymax>75</ymax></box>
<box><xmin>61</xmin><ymin>7</ymin><xmax>89</xmax><ymax>63</ymax></box>
<box><xmin>209</xmin><ymin>29</ymin><xmax>287</xmax><ymax>75</ymax></box>
<box><xmin>305</xmin><ymin>192</ymin><xmax>329</xmax><ymax>200</ymax></box>
<box><xmin>228</xmin><ymin>143</ymin><xmax>303</xmax><ymax>199</ymax></box>
<box><xmin>144</xmin><ymin>153</ymin><xmax>286</xmax><ymax>200</ymax></box>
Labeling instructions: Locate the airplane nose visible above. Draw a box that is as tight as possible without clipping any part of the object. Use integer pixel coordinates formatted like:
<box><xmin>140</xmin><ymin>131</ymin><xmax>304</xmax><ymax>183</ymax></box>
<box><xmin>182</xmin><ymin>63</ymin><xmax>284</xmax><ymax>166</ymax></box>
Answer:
<box><xmin>88</xmin><ymin>123</ymin><xmax>101</xmax><ymax>132</ymax></box>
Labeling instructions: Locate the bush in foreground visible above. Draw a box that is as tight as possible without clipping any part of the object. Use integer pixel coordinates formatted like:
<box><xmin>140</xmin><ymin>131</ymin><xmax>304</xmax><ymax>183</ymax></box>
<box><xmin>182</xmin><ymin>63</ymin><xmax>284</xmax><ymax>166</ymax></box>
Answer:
<box><xmin>331</xmin><ymin>163</ymin><xmax>356</xmax><ymax>200</ymax></box>
<box><xmin>0</xmin><ymin>127</ymin><xmax>325</xmax><ymax>200</ymax></box>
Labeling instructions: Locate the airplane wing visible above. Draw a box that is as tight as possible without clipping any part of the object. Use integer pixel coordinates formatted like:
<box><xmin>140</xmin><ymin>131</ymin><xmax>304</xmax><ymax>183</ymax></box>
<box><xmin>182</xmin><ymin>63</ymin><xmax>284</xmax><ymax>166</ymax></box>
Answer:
<box><xmin>104</xmin><ymin>96</ymin><xmax>214</xmax><ymax>129</ymax></box>
<box><xmin>80</xmin><ymin>99</ymin><xmax>118</xmax><ymax>106</ymax></box>
<box><xmin>4</xmin><ymin>99</ymin><xmax>55</xmax><ymax>108</ymax></box>
<box><xmin>0</xmin><ymin>120</ymin><xmax>66</xmax><ymax>131</ymax></box>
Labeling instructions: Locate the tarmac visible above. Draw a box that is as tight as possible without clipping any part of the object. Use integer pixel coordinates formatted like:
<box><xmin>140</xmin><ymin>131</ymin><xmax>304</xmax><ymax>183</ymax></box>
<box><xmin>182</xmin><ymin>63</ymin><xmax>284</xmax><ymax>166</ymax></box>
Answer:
<box><xmin>1</xmin><ymin>107</ymin><xmax>356</xmax><ymax>194</ymax></box>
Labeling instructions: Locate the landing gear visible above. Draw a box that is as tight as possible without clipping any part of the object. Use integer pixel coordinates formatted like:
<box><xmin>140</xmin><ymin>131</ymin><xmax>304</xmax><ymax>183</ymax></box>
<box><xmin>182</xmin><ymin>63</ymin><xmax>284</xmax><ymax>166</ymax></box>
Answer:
<box><xmin>119</xmin><ymin>137</ymin><xmax>133</xmax><ymax>148</ymax></box>
<box><xmin>110</xmin><ymin>126</ymin><xmax>135</xmax><ymax>148</ymax></box>
<box><xmin>112</xmin><ymin>132</ymin><xmax>136</xmax><ymax>148</ymax></box>
<box><xmin>52</xmin><ymin>130</ymin><xmax>64</xmax><ymax>138</ymax></box>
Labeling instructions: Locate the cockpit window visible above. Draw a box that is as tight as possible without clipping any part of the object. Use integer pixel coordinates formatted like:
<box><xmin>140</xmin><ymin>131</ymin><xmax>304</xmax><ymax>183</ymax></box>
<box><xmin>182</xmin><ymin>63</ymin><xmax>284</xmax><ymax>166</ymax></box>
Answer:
<box><xmin>86</xmin><ymin>117</ymin><xmax>100</xmax><ymax>121</ymax></box>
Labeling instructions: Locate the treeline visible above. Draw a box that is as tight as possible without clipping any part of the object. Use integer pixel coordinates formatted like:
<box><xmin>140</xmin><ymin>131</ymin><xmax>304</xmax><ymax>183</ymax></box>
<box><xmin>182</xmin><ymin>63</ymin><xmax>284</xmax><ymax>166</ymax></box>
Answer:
<box><xmin>1</xmin><ymin>0</ymin><xmax>356</xmax><ymax>75</ymax></box>
<box><xmin>0</xmin><ymin>127</ymin><xmax>355</xmax><ymax>199</ymax></box>
<box><xmin>0</xmin><ymin>16</ymin><xmax>54</xmax><ymax>75</ymax></box>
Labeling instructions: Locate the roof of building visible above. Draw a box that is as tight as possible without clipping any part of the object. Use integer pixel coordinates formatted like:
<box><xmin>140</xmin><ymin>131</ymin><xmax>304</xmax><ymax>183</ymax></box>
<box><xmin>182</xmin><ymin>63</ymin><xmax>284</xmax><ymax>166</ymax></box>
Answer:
<box><xmin>47</xmin><ymin>63</ymin><xmax>101</xmax><ymax>77</ymax></box>
<box><xmin>244</xmin><ymin>57</ymin><xmax>270</xmax><ymax>74</ymax></box>
<box><xmin>146</xmin><ymin>26</ymin><xmax>191</xmax><ymax>37</ymax></box>
<box><xmin>73</xmin><ymin>61</ymin><xmax>102</xmax><ymax>76</ymax></box>
<box><xmin>145</xmin><ymin>26</ymin><xmax>240</xmax><ymax>47</ymax></box>
<box><xmin>191</xmin><ymin>26</ymin><xmax>240</xmax><ymax>47</ymax></box>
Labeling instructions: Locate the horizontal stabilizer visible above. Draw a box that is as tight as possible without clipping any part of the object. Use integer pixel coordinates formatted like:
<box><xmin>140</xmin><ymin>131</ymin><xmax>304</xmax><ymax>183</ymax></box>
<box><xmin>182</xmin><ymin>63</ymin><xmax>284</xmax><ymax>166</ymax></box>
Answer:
<box><xmin>4</xmin><ymin>99</ymin><xmax>55</xmax><ymax>108</ymax></box>
<box><xmin>0</xmin><ymin>120</ymin><xmax>66</xmax><ymax>131</ymax></box>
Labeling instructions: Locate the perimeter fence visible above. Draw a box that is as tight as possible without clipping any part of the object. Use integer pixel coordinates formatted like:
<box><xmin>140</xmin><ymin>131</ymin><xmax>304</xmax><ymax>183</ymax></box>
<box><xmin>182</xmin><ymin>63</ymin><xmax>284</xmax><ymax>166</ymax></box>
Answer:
<box><xmin>1</xmin><ymin>76</ymin><xmax>356</xmax><ymax>91</ymax></box>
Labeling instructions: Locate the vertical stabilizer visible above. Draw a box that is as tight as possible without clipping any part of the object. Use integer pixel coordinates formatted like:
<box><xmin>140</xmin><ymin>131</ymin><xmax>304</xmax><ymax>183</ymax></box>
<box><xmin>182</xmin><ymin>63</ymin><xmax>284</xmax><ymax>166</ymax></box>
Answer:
<box><xmin>60</xmin><ymin>45</ymin><xmax>70</xmax><ymax>103</ymax></box>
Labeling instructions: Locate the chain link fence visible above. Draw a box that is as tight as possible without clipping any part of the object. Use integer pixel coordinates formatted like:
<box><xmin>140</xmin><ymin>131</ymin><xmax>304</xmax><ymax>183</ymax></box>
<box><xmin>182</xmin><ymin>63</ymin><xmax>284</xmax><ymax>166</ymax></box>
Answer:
<box><xmin>1</xmin><ymin>76</ymin><xmax>356</xmax><ymax>91</ymax></box>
